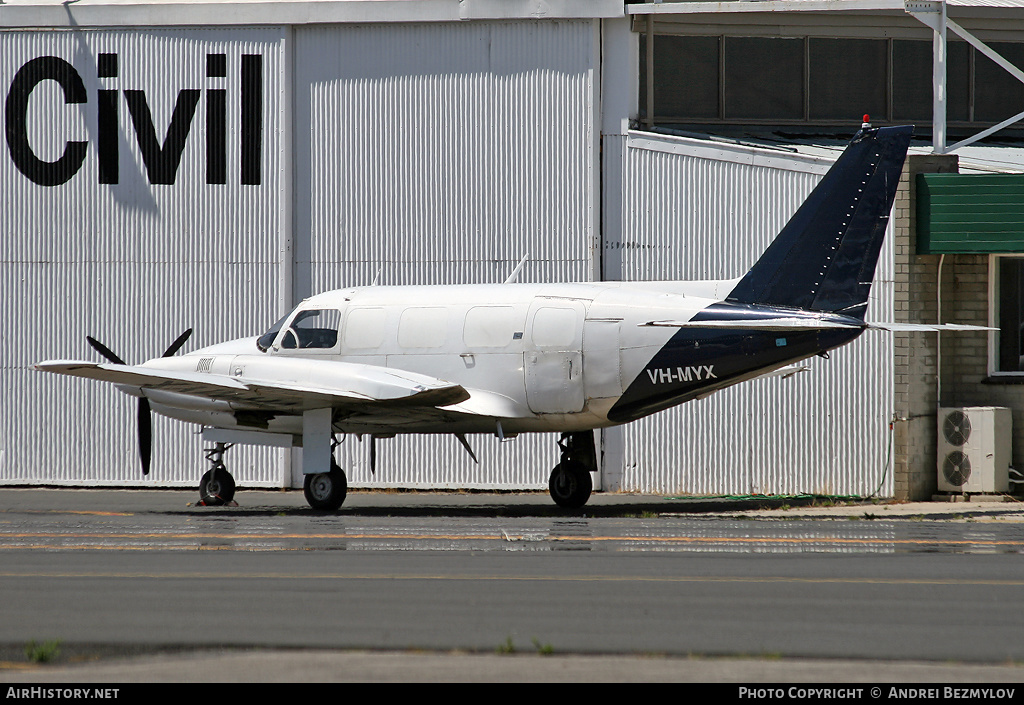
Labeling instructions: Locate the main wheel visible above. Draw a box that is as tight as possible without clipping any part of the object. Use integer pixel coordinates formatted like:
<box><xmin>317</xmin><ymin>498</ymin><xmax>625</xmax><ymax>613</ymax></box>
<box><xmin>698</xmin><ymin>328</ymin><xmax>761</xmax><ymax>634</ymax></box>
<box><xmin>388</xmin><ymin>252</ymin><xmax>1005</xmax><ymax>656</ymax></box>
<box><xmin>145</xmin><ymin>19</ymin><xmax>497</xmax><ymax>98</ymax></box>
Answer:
<box><xmin>548</xmin><ymin>460</ymin><xmax>592</xmax><ymax>509</ymax></box>
<box><xmin>304</xmin><ymin>462</ymin><xmax>348</xmax><ymax>510</ymax></box>
<box><xmin>198</xmin><ymin>468</ymin><xmax>236</xmax><ymax>506</ymax></box>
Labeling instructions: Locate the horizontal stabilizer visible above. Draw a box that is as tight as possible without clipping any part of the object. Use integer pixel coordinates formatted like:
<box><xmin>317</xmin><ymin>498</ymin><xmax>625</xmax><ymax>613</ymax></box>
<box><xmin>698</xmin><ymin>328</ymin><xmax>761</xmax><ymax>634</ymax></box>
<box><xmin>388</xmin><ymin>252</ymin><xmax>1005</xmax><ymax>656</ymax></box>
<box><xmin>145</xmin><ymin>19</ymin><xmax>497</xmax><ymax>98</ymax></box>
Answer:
<box><xmin>641</xmin><ymin>318</ymin><xmax>862</xmax><ymax>331</ymax></box>
<box><xmin>865</xmin><ymin>322</ymin><xmax>997</xmax><ymax>332</ymax></box>
<box><xmin>756</xmin><ymin>364</ymin><xmax>811</xmax><ymax>380</ymax></box>
<box><xmin>642</xmin><ymin>320</ymin><xmax>996</xmax><ymax>333</ymax></box>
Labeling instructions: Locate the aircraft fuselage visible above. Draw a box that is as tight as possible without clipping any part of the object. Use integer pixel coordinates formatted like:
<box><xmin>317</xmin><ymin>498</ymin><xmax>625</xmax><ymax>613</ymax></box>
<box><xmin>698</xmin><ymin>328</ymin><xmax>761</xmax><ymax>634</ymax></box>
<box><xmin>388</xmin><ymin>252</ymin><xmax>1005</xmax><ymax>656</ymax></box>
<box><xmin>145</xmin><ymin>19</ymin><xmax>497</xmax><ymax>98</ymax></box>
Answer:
<box><xmin>139</xmin><ymin>279</ymin><xmax>861</xmax><ymax>437</ymax></box>
<box><xmin>36</xmin><ymin>125</ymin><xmax>915</xmax><ymax>509</ymax></box>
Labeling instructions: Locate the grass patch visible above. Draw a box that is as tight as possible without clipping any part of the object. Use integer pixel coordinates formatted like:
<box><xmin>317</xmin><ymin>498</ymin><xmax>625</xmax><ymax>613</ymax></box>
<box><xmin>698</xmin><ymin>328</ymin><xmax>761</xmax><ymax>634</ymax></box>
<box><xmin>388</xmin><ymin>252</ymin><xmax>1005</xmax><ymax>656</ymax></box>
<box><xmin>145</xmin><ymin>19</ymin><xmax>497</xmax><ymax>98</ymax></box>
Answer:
<box><xmin>24</xmin><ymin>640</ymin><xmax>61</xmax><ymax>664</ymax></box>
<box><xmin>532</xmin><ymin>638</ymin><xmax>554</xmax><ymax>656</ymax></box>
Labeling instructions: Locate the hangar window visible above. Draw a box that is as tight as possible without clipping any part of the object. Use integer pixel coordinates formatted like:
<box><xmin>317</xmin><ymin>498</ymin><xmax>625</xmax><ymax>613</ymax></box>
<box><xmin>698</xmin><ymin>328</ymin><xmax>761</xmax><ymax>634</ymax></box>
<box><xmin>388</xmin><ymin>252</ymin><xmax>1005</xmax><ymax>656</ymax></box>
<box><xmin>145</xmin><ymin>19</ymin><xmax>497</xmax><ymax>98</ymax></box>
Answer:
<box><xmin>638</xmin><ymin>31</ymin><xmax>1020</xmax><ymax>135</ymax></box>
<box><xmin>994</xmin><ymin>256</ymin><xmax>1024</xmax><ymax>374</ymax></box>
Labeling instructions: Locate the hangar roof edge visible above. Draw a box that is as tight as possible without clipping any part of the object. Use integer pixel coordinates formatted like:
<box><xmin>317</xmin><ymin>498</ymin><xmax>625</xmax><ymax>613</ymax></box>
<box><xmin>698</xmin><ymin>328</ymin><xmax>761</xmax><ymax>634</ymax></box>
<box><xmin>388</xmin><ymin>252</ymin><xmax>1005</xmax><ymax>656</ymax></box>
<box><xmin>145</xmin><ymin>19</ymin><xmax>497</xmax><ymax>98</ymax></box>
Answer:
<box><xmin>628</xmin><ymin>0</ymin><xmax>1024</xmax><ymax>15</ymax></box>
<box><xmin>0</xmin><ymin>0</ymin><xmax>624</xmax><ymax>28</ymax></box>
<box><xmin>635</xmin><ymin>127</ymin><xmax>1024</xmax><ymax>174</ymax></box>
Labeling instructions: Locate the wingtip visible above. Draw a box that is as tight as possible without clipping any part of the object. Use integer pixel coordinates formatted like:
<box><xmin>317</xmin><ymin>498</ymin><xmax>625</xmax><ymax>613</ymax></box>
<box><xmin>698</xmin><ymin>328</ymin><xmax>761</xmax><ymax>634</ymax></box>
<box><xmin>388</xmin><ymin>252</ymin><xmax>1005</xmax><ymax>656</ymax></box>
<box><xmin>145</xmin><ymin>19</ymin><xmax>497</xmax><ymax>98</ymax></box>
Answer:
<box><xmin>34</xmin><ymin>359</ymin><xmax>101</xmax><ymax>372</ymax></box>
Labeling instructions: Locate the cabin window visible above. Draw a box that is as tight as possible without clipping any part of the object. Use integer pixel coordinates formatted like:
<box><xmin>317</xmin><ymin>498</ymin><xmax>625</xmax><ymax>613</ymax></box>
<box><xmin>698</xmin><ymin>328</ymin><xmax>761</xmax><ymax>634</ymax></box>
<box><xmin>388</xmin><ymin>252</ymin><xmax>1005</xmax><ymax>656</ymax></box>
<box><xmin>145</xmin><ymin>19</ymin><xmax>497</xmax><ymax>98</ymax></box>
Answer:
<box><xmin>531</xmin><ymin>307</ymin><xmax>578</xmax><ymax>348</ymax></box>
<box><xmin>398</xmin><ymin>307</ymin><xmax>448</xmax><ymax>349</ymax></box>
<box><xmin>280</xmin><ymin>309</ymin><xmax>342</xmax><ymax>350</ymax></box>
<box><xmin>345</xmin><ymin>308</ymin><xmax>387</xmax><ymax>349</ymax></box>
<box><xmin>464</xmin><ymin>306</ymin><xmax>517</xmax><ymax>348</ymax></box>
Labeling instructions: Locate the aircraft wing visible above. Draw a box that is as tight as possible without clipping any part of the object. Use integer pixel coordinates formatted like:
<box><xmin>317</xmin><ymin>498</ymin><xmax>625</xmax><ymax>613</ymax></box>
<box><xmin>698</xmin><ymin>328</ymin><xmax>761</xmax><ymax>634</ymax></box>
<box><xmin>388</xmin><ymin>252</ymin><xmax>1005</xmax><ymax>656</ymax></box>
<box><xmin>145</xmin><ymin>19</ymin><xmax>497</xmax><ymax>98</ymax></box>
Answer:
<box><xmin>443</xmin><ymin>388</ymin><xmax>534</xmax><ymax>418</ymax></box>
<box><xmin>35</xmin><ymin>359</ymin><xmax>470</xmax><ymax>412</ymax></box>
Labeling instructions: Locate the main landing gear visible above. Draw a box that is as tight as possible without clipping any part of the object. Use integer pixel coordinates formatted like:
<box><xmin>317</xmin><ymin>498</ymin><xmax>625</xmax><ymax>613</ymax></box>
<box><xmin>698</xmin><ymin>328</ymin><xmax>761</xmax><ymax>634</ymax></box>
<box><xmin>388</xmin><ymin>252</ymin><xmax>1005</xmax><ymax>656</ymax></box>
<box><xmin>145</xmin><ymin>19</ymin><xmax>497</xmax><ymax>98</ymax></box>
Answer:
<box><xmin>548</xmin><ymin>430</ymin><xmax>597</xmax><ymax>509</ymax></box>
<box><xmin>196</xmin><ymin>433</ymin><xmax>577</xmax><ymax>511</ymax></box>
<box><xmin>198</xmin><ymin>442</ymin><xmax>237</xmax><ymax>506</ymax></box>
<box><xmin>194</xmin><ymin>438</ymin><xmax>350</xmax><ymax>511</ymax></box>
<box><xmin>304</xmin><ymin>457</ymin><xmax>348</xmax><ymax>511</ymax></box>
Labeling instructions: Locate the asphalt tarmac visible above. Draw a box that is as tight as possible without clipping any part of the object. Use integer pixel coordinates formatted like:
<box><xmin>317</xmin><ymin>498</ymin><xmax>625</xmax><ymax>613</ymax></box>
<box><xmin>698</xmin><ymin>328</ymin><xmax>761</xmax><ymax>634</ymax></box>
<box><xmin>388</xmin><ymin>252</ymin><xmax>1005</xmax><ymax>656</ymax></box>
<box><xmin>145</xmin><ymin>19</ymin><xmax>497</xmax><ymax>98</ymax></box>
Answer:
<box><xmin>1</xmin><ymin>488</ymin><xmax>1022</xmax><ymax>683</ymax></box>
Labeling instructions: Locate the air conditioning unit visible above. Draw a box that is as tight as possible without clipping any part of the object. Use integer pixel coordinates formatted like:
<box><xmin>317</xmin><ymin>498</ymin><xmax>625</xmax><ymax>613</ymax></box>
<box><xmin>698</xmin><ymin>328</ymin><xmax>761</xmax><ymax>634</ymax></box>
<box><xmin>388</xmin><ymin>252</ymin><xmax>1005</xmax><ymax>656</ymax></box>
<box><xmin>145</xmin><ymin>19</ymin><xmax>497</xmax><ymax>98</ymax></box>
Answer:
<box><xmin>937</xmin><ymin>407</ymin><xmax>1012</xmax><ymax>493</ymax></box>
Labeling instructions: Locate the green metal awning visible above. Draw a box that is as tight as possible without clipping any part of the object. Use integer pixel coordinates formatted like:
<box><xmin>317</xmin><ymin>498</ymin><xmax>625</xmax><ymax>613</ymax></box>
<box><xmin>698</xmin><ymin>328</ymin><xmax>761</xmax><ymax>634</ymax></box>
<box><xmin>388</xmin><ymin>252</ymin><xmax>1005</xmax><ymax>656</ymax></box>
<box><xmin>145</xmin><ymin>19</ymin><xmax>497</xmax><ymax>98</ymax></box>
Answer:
<box><xmin>917</xmin><ymin>173</ymin><xmax>1024</xmax><ymax>254</ymax></box>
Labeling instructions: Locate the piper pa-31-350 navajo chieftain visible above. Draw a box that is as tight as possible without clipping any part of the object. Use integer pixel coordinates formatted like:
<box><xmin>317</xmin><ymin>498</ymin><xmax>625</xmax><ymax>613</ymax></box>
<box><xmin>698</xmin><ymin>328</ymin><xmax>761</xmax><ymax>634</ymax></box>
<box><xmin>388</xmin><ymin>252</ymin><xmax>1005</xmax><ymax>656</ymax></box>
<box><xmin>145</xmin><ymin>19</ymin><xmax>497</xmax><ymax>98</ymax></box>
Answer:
<box><xmin>37</xmin><ymin>122</ymin><xmax>980</xmax><ymax>510</ymax></box>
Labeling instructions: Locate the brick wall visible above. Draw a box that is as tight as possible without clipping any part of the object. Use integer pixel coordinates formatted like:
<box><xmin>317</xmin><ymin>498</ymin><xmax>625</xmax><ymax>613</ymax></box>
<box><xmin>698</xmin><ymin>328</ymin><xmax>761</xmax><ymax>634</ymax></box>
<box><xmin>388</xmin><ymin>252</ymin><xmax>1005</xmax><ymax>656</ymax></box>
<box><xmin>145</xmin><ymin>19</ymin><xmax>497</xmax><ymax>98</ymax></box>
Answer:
<box><xmin>895</xmin><ymin>154</ymin><xmax>1024</xmax><ymax>498</ymax></box>
<box><xmin>941</xmin><ymin>255</ymin><xmax>1024</xmax><ymax>473</ymax></box>
<box><xmin>893</xmin><ymin>153</ymin><xmax>958</xmax><ymax>500</ymax></box>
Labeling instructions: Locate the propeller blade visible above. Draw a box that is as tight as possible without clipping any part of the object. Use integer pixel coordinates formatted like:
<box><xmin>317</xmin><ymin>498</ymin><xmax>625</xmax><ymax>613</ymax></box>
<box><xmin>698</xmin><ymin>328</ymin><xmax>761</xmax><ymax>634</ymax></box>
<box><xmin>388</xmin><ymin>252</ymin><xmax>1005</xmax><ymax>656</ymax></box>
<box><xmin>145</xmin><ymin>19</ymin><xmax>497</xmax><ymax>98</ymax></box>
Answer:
<box><xmin>161</xmin><ymin>328</ymin><xmax>193</xmax><ymax>357</ymax></box>
<box><xmin>138</xmin><ymin>397</ymin><xmax>152</xmax><ymax>476</ymax></box>
<box><xmin>89</xmin><ymin>330</ymin><xmax>188</xmax><ymax>475</ymax></box>
<box><xmin>86</xmin><ymin>336</ymin><xmax>126</xmax><ymax>365</ymax></box>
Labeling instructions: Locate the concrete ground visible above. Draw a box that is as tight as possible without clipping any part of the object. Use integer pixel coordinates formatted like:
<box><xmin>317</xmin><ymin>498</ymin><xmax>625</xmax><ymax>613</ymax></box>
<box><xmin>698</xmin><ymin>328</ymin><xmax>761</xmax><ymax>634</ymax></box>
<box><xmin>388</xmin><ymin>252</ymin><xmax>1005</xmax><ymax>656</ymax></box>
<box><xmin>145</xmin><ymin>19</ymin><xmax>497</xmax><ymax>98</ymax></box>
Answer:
<box><xmin>2</xmin><ymin>488</ymin><xmax>1023</xmax><ymax>682</ymax></box>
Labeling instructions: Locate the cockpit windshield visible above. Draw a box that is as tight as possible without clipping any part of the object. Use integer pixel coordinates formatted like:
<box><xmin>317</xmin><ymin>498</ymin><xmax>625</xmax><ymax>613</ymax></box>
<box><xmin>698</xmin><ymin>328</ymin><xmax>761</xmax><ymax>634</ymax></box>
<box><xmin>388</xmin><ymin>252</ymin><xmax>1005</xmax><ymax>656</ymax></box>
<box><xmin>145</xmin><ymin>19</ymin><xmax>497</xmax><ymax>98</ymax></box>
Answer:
<box><xmin>256</xmin><ymin>308</ymin><xmax>342</xmax><ymax>352</ymax></box>
<box><xmin>256</xmin><ymin>313</ymin><xmax>290</xmax><ymax>352</ymax></box>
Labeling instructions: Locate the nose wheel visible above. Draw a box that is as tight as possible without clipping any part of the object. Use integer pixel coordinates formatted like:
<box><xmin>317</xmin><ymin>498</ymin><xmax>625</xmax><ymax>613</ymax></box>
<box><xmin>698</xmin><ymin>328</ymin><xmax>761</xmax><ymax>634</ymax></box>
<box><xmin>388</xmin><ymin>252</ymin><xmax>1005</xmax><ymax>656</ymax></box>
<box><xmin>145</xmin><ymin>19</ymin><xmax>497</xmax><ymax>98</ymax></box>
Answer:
<box><xmin>548</xmin><ymin>431</ymin><xmax>596</xmax><ymax>509</ymax></box>
<box><xmin>198</xmin><ymin>443</ymin><xmax>236</xmax><ymax>506</ymax></box>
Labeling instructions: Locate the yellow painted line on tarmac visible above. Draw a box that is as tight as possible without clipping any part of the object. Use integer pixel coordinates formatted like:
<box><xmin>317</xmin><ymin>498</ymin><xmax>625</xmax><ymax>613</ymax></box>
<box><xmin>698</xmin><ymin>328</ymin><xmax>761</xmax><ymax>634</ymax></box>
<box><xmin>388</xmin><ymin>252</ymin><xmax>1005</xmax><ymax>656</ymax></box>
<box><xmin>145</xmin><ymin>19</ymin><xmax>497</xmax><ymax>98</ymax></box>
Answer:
<box><xmin>5</xmin><ymin>510</ymin><xmax>134</xmax><ymax>516</ymax></box>
<box><xmin>0</xmin><ymin>662</ymin><xmax>40</xmax><ymax>670</ymax></box>
<box><xmin>0</xmin><ymin>531</ymin><xmax>1022</xmax><ymax>548</ymax></box>
<box><xmin>0</xmin><ymin>570</ymin><xmax>1022</xmax><ymax>587</ymax></box>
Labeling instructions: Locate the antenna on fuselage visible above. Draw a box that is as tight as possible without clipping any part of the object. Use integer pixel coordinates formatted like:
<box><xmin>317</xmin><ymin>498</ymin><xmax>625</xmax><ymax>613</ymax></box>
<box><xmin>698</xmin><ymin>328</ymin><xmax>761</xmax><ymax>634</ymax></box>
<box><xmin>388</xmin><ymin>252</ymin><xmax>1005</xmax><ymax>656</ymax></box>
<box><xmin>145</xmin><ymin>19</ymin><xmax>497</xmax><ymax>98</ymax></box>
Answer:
<box><xmin>455</xmin><ymin>434</ymin><xmax>479</xmax><ymax>464</ymax></box>
<box><xmin>371</xmin><ymin>267</ymin><xmax>384</xmax><ymax>286</ymax></box>
<box><xmin>503</xmin><ymin>254</ymin><xmax>529</xmax><ymax>284</ymax></box>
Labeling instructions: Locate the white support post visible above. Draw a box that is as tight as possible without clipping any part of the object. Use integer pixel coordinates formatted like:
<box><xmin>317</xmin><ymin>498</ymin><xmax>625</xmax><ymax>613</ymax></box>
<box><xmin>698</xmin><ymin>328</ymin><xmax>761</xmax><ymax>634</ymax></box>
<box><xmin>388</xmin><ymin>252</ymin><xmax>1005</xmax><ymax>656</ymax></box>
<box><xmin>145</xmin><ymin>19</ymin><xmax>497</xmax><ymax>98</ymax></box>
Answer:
<box><xmin>933</xmin><ymin>1</ymin><xmax>947</xmax><ymax>154</ymax></box>
<box><xmin>907</xmin><ymin>0</ymin><xmax>1024</xmax><ymax>153</ymax></box>
<box><xmin>280</xmin><ymin>26</ymin><xmax>296</xmax><ymax>490</ymax></box>
<box><xmin>302</xmin><ymin>408</ymin><xmax>333</xmax><ymax>475</ymax></box>
<box><xmin>905</xmin><ymin>1</ymin><xmax>947</xmax><ymax>152</ymax></box>
<box><xmin>645</xmin><ymin>14</ymin><xmax>654</xmax><ymax>130</ymax></box>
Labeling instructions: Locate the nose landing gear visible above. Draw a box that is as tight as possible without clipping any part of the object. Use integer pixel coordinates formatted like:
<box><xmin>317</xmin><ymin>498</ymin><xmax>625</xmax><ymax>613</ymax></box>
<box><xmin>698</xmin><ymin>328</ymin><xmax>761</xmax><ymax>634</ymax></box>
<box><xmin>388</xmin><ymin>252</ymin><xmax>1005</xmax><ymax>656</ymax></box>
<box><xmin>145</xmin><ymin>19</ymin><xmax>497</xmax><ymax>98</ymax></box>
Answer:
<box><xmin>198</xmin><ymin>442</ymin><xmax>236</xmax><ymax>506</ymax></box>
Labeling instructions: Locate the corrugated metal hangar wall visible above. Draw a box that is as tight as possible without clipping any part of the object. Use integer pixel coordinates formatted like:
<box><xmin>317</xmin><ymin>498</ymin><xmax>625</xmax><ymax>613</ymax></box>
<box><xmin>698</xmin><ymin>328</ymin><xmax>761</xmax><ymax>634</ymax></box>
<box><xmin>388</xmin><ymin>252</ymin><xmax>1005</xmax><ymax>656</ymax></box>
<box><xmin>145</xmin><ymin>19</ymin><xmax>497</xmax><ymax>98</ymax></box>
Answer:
<box><xmin>614</xmin><ymin>134</ymin><xmax>894</xmax><ymax>497</ymax></box>
<box><xmin>1</xmin><ymin>16</ymin><xmax>893</xmax><ymax>496</ymax></box>
<box><xmin>2</xmin><ymin>28</ymin><xmax>287</xmax><ymax>487</ymax></box>
<box><xmin>295</xmin><ymin>20</ymin><xmax>600</xmax><ymax>489</ymax></box>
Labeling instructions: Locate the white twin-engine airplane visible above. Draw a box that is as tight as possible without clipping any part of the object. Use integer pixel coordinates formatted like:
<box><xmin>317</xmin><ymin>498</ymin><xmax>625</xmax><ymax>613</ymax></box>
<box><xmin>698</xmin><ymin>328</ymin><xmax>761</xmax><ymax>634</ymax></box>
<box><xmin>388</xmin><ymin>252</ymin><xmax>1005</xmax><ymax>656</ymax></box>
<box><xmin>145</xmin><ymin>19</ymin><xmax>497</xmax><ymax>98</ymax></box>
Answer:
<box><xmin>37</xmin><ymin>123</ymin><xmax>979</xmax><ymax>510</ymax></box>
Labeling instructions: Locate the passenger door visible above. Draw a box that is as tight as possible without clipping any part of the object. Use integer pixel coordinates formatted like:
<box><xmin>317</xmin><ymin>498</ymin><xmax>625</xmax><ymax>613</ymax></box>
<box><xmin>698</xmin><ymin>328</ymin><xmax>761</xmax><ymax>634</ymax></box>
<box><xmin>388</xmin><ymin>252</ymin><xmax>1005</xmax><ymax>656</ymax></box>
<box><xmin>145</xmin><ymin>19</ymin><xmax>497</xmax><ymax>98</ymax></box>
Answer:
<box><xmin>524</xmin><ymin>300</ymin><xmax>586</xmax><ymax>414</ymax></box>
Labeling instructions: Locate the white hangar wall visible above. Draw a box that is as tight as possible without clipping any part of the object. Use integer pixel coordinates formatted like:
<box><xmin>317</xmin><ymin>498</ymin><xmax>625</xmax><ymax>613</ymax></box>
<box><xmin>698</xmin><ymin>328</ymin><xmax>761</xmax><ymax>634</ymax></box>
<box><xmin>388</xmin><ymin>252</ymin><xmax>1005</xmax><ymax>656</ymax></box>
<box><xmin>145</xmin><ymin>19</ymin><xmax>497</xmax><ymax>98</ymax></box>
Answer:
<box><xmin>1</xmin><ymin>15</ymin><xmax>894</xmax><ymax>496</ymax></box>
<box><xmin>0</xmin><ymin>27</ymin><xmax>288</xmax><ymax>486</ymax></box>
<box><xmin>612</xmin><ymin>132</ymin><xmax>895</xmax><ymax>497</ymax></box>
<box><xmin>292</xmin><ymin>20</ymin><xmax>600</xmax><ymax>488</ymax></box>
<box><xmin>1</xmin><ymin>19</ymin><xmax>602</xmax><ymax>489</ymax></box>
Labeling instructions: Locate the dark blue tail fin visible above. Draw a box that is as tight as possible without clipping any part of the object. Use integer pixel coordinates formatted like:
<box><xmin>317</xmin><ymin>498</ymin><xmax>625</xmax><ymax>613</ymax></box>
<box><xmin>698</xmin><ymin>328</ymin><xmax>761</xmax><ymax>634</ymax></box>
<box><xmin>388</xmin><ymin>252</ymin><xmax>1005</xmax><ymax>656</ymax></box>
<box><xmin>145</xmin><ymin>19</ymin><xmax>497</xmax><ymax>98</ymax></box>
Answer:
<box><xmin>726</xmin><ymin>125</ymin><xmax>912</xmax><ymax>320</ymax></box>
